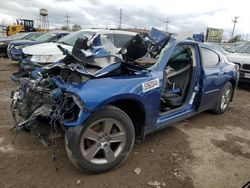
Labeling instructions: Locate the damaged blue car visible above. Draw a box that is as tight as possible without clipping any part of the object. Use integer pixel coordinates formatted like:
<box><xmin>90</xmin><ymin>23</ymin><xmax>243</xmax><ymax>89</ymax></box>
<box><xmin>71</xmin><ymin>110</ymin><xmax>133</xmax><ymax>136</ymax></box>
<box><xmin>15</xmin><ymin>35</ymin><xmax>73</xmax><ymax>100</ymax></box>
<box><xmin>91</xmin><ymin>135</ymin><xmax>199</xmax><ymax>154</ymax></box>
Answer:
<box><xmin>10</xmin><ymin>28</ymin><xmax>239</xmax><ymax>173</ymax></box>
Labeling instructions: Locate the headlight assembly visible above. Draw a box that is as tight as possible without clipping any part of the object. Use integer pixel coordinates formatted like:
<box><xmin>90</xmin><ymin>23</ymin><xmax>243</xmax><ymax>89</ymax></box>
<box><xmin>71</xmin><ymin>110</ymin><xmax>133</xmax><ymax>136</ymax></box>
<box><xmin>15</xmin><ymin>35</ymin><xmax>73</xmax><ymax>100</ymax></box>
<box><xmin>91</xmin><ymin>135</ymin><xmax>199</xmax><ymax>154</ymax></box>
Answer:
<box><xmin>31</xmin><ymin>55</ymin><xmax>52</xmax><ymax>63</ymax></box>
<box><xmin>0</xmin><ymin>42</ymin><xmax>5</xmax><ymax>46</ymax></box>
<box><xmin>72</xmin><ymin>94</ymin><xmax>87</xmax><ymax>111</ymax></box>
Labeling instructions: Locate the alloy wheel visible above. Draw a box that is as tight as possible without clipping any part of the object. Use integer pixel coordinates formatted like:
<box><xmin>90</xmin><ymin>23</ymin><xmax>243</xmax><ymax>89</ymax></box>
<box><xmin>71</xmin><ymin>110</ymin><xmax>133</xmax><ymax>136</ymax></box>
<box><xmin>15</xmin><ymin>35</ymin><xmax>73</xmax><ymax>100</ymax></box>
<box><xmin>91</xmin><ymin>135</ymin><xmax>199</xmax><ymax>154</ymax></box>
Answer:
<box><xmin>80</xmin><ymin>118</ymin><xmax>127</xmax><ymax>165</ymax></box>
<box><xmin>220</xmin><ymin>87</ymin><xmax>231</xmax><ymax>110</ymax></box>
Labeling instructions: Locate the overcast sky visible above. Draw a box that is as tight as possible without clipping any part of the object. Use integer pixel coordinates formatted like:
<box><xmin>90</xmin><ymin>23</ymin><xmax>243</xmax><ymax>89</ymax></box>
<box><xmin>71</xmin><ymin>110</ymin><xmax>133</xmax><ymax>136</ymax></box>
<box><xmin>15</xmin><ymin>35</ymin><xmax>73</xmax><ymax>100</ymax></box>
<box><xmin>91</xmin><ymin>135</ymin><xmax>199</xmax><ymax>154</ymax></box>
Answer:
<box><xmin>0</xmin><ymin>0</ymin><xmax>249</xmax><ymax>39</ymax></box>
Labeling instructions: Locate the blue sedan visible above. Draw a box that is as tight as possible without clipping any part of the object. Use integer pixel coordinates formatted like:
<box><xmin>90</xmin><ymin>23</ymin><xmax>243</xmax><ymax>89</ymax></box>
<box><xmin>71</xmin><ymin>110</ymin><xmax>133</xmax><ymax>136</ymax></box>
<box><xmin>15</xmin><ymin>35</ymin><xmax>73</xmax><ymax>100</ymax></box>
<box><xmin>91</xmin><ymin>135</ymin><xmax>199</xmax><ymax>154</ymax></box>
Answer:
<box><xmin>11</xmin><ymin>29</ymin><xmax>239</xmax><ymax>173</ymax></box>
<box><xmin>7</xmin><ymin>31</ymin><xmax>70</xmax><ymax>61</ymax></box>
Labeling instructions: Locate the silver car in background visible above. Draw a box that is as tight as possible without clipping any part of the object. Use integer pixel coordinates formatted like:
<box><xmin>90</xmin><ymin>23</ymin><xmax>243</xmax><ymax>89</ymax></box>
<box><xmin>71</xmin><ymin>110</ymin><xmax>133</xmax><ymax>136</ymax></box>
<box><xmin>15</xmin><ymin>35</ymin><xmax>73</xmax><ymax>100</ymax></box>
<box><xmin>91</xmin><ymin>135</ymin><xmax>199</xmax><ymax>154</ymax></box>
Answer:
<box><xmin>226</xmin><ymin>42</ymin><xmax>250</xmax><ymax>82</ymax></box>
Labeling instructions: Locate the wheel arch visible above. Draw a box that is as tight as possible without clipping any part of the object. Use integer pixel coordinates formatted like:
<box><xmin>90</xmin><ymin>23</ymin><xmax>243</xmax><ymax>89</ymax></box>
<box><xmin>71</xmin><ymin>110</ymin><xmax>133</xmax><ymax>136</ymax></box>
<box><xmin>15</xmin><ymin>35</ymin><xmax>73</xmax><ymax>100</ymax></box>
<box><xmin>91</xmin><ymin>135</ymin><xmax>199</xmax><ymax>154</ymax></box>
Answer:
<box><xmin>109</xmin><ymin>98</ymin><xmax>146</xmax><ymax>140</ymax></box>
<box><xmin>228</xmin><ymin>78</ymin><xmax>236</xmax><ymax>101</ymax></box>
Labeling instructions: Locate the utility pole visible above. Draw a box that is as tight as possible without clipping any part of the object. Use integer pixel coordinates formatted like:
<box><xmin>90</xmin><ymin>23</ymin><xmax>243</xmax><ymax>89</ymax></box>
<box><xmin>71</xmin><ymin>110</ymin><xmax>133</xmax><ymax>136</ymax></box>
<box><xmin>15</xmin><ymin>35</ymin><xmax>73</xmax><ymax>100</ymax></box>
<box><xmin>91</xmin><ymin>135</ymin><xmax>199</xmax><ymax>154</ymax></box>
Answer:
<box><xmin>119</xmin><ymin>8</ymin><xmax>122</xmax><ymax>29</ymax></box>
<box><xmin>164</xmin><ymin>18</ymin><xmax>170</xmax><ymax>32</ymax></box>
<box><xmin>65</xmin><ymin>13</ymin><xmax>70</xmax><ymax>30</ymax></box>
<box><xmin>231</xmin><ymin>16</ymin><xmax>239</xmax><ymax>39</ymax></box>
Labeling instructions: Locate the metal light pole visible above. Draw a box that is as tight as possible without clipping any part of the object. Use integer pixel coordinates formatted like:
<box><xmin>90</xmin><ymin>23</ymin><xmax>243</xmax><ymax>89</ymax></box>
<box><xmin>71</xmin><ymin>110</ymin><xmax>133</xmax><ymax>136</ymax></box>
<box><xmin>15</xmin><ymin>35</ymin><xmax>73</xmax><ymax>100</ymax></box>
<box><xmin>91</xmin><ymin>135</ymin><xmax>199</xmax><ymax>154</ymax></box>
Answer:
<box><xmin>65</xmin><ymin>13</ymin><xmax>70</xmax><ymax>30</ymax></box>
<box><xmin>119</xmin><ymin>8</ymin><xmax>122</xmax><ymax>29</ymax></box>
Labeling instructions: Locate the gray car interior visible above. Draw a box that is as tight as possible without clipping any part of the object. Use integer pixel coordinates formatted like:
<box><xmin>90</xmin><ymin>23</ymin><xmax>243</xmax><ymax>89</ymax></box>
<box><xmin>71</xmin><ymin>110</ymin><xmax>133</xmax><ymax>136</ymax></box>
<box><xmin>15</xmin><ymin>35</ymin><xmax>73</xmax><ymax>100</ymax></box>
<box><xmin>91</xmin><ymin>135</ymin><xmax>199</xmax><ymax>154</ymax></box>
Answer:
<box><xmin>161</xmin><ymin>46</ymin><xmax>194</xmax><ymax>111</ymax></box>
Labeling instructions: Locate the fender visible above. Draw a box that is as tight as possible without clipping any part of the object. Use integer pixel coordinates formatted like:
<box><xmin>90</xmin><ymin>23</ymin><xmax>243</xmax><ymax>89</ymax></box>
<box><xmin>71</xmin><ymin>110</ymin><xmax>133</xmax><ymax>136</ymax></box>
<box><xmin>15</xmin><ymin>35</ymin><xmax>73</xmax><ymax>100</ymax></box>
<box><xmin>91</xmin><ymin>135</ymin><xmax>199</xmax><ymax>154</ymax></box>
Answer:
<box><xmin>62</xmin><ymin>76</ymin><xmax>162</xmax><ymax>128</ymax></box>
<box><xmin>63</xmin><ymin>93</ymin><xmax>146</xmax><ymax>127</ymax></box>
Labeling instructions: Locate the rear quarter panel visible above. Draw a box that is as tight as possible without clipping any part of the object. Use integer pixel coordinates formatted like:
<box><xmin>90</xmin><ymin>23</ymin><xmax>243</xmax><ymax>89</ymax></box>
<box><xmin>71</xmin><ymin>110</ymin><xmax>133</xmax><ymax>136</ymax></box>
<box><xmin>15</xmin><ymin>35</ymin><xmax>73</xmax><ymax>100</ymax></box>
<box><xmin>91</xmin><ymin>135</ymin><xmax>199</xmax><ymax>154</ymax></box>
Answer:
<box><xmin>198</xmin><ymin>44</ymin><xmax>239</xmax><ymax>111</ymax></box>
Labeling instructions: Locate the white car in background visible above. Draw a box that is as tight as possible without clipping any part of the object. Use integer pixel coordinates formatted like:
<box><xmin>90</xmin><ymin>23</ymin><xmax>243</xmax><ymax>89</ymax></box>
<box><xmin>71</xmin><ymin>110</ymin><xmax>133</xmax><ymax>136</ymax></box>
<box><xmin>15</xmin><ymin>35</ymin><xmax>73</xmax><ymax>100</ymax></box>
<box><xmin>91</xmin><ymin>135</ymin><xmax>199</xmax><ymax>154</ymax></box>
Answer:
<box><xmin>22</xmin><ymin>29</ymin><xmax>137</xmax><ymax>65</ymax></box>
<box><xmin>226</xmin><ymin>42</ymin><xmax>250</xmax><ymax>83</ymax></box>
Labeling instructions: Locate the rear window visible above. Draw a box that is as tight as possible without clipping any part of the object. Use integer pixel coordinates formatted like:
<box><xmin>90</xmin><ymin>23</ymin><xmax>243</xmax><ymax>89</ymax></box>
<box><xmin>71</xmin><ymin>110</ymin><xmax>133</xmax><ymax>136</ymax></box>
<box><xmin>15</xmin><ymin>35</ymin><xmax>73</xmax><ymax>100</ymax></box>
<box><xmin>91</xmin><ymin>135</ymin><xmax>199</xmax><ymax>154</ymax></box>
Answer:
<box><xmin>201</xmin><ymin>48</ymin><xmax>220</xmax><ymax>68</ymax></box>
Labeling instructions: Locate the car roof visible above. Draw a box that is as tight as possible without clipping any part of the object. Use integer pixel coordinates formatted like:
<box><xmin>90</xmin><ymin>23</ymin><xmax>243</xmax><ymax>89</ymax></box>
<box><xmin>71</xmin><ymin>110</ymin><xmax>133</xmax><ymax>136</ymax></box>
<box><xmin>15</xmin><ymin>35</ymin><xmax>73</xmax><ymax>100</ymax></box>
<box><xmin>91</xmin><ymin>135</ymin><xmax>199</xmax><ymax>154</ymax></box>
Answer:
<box><xmin>18</xmin><ymin>32</ymin><xmax>41</xmax><ymax>34</ymax></box>
<box><xmin>198</xmin><ymin>42</ymin><xmax>229</xmax><ymax>57</ymax></box>
<box><xmin>26</xmin><ymin>32</ymin><xmax>45</xmax><ymax>35</ymax></box>
<box><xmin>196</xmin><ymin>42</ymin><xmax>212</xmax><ymax>48</ymax></box>
<box><xmin>77</xmin><ymin>29</ymin><xmax>137</xmax><ymax>36</ymax></box>
<box><xmin>170</xmin><ymin>39</ymin><xmax>225</xmax><ymax>55</ymax></box>
<box><xmin>203</xmin><ymin>42</ymin><xmax>228</xmax><ymax>53</ymax></box>
<box><xmin>48</xmin><ymin>30</ymin><xmax>71</xmax><ymax>34</ymax></box>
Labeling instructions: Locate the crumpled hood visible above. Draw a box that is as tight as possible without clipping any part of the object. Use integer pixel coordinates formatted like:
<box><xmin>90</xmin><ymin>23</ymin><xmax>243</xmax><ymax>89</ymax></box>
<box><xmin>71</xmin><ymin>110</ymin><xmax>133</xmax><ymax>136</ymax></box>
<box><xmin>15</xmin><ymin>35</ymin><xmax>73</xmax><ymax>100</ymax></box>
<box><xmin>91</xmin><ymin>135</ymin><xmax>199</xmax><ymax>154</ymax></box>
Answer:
<box><xmin>225</xmin><ymin>52</ymin><xmax>250</xmax><ymax>65</ymax></box>
<box><xmin>23</xmin><ymin>42</ymin><xmax>73</xmax><ymax>56</ymax></box>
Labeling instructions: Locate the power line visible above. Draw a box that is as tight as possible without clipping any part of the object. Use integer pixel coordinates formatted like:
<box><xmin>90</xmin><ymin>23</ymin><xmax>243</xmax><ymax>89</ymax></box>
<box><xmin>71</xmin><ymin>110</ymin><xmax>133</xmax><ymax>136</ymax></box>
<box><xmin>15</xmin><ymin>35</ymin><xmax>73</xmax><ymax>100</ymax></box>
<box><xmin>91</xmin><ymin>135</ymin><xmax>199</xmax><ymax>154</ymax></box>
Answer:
<box><xmin>231</xmin><ymin>16</ymin><xmax>239</xmax><ymax>39</ymax></box>
<box><xmin>65</xmin><ymin>13</ymin><xmax>70</xmax><ymax>30</ymax></box>
<box><xmin>119</xmin><ymin>8</ymin><xmax>122</xmax><ymax>29</ymax></box>
<box><xmin>164</xmin><ymin>18</ymin><xmax>170</xmax><ymax>32</ymax></box>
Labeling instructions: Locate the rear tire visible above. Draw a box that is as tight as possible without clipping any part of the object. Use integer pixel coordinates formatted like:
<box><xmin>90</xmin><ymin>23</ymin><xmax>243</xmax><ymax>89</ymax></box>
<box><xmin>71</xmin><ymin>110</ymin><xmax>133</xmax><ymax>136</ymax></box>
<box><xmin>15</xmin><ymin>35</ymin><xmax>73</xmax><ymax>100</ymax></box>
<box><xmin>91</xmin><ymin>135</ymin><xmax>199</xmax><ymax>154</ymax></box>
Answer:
<box><xmin>65</xmin><ymin>105</ymin><xmax>135</xmax><ymax>173</ymax></box>
<box><xmin>213</xmin><ymin>82</ymin><xmax>233</xmax><ymax>114</ymax></box>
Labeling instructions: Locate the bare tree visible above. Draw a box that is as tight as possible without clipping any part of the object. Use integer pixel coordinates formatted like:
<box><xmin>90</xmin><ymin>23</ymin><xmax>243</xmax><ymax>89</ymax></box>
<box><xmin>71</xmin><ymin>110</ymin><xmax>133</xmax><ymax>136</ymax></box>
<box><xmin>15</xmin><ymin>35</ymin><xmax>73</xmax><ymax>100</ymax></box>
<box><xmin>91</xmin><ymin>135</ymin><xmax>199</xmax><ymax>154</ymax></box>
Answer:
<box><xmin>72</xmin><ymin>24</ymin><xmax>81</xmax><ymax>31</ymax></box>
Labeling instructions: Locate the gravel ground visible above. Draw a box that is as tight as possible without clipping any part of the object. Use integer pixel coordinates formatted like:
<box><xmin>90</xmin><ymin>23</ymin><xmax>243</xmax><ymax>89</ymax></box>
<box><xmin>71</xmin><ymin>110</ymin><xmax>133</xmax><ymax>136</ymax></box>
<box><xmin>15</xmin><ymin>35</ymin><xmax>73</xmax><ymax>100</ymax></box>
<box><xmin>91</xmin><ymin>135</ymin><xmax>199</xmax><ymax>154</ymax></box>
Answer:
<box><xmin>0</xmin><ymin>58</ymin><xmax>250</xmax><ymax>188</ymax></box>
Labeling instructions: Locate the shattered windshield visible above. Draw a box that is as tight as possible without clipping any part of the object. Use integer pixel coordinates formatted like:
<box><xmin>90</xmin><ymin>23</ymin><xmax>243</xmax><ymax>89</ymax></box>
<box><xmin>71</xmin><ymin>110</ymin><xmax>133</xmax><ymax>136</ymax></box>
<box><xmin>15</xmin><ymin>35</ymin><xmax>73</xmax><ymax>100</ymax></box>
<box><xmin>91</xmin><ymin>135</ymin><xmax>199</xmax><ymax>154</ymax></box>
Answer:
<box><xmin>120</xmin><ymin>28</ymin><xmax>173</xmax><ymax>69</ymax></box>
<box><xmin>149</xmin><ymin>40</ymin><xmax>174</xmax><ymax>70</ymax></box>
<box><xmin>58</xmin><ymin>31</ymin><xmax>95</xmax><ymax>46</ymax></box>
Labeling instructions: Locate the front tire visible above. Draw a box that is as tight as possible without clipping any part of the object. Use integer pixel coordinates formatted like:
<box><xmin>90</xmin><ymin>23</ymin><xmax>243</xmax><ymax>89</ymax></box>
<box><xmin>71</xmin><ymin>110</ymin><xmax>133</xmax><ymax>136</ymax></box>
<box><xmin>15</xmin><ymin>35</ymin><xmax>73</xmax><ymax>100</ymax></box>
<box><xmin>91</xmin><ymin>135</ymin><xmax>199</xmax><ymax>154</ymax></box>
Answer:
<box><xmin>65</xmin><ymin>105</ymin><xmax>135</xmax><ymax>173</ymax></box>
<box><xmin>213</xmin><ymin>82</ymin><xmax>233</xmax><ymax>114</ymax></box>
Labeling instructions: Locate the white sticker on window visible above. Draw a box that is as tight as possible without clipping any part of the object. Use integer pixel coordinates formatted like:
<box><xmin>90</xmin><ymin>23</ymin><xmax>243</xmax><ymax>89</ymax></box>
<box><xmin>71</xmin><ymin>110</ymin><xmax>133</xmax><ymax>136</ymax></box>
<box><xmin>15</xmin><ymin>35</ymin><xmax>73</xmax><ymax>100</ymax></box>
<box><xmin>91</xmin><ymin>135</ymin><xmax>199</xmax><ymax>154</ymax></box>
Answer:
<box><xmin>142</xmin><ymin>78</ymin><xmax>160</xmax><ymax>93</ymax></box>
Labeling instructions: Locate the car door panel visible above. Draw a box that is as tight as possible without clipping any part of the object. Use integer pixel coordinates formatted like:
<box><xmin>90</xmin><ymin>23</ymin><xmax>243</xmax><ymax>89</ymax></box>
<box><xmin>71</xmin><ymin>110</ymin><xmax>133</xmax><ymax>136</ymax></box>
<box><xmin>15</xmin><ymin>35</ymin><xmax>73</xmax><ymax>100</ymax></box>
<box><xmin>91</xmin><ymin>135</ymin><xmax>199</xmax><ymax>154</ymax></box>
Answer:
<box><xmin>198</xmin><ymin>47</ymin><xmax>225</xmax><ymax>111</ymax></box>
<box><xmin>154</xmin><ymin>43</ymin><xmax>200</xmax><ymax>130</ymax></box>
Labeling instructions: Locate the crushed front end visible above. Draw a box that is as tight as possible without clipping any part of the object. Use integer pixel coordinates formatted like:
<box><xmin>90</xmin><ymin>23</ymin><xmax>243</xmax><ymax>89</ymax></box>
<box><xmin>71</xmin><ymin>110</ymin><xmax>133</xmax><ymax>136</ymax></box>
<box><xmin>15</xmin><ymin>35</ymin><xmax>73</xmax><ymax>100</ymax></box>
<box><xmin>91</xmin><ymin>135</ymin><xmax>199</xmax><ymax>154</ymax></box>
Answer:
<box><xmin>10</xmin><ymin>76</ymin><xmax>64</xmax><ymax>145</ymax></box>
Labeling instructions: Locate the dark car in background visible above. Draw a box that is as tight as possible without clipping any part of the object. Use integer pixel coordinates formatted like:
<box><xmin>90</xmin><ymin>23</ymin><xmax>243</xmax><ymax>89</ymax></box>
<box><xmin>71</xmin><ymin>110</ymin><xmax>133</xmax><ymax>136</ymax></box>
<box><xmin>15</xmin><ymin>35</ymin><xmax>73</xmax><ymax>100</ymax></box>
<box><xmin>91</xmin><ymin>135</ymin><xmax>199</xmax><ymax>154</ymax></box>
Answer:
<box><xmin>7</xmin><ymin>31</ymin><xmax>70</xmax><ymax>61</ymax></box>
<box><xmin>0</xmin><ymin>32</ymin><xmax>43</xmax><ymax>57</ymax></box>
